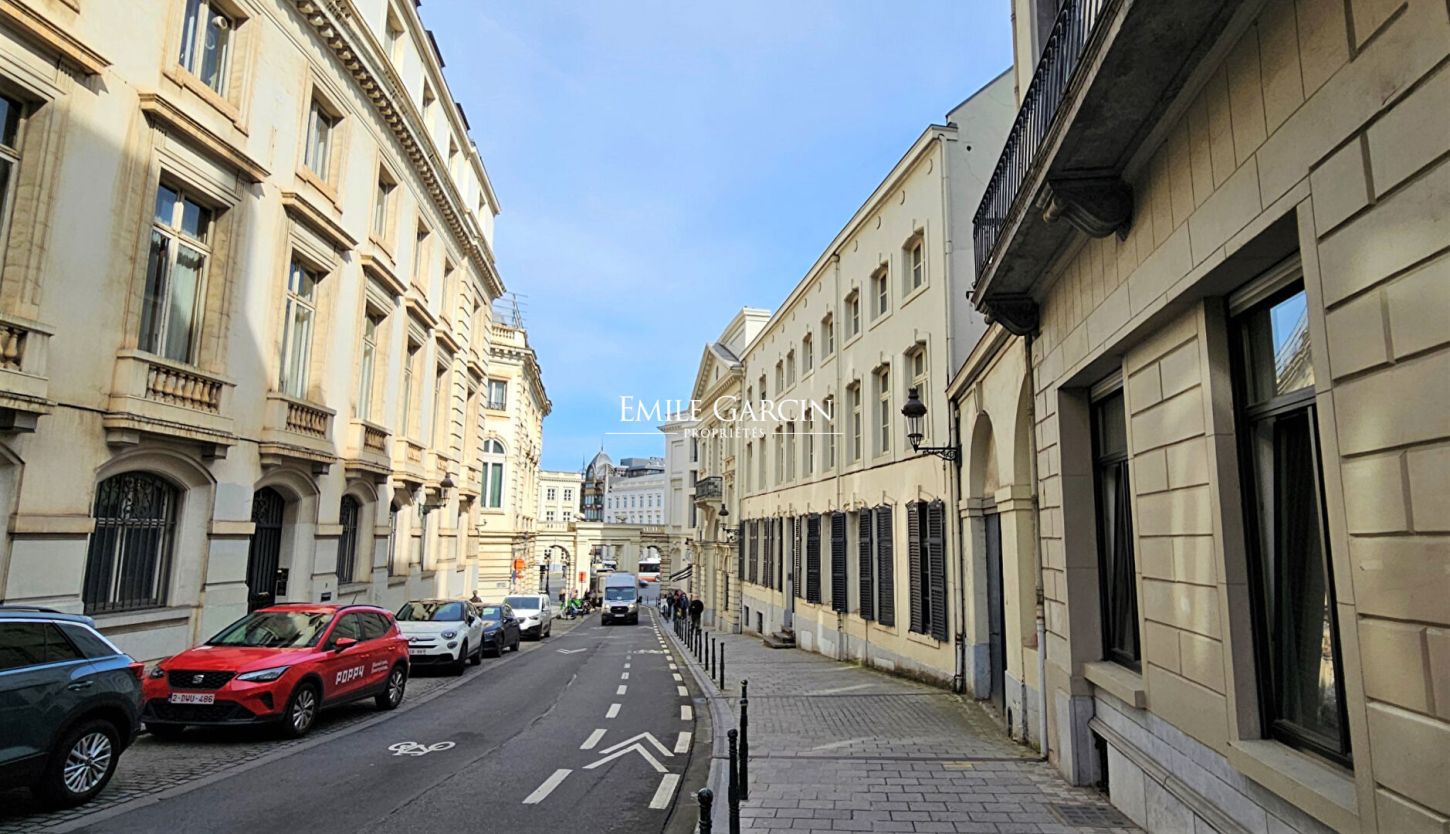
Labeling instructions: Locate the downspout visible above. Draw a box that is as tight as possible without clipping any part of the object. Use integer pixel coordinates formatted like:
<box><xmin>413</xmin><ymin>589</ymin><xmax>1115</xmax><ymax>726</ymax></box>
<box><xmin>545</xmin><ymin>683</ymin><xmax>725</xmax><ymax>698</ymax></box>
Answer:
<box><xmin>1025</xmin><ymin>332</ymin><xmax>1048</xmax><ymax>759</ymax></box>
<box><xmin>940</xmin><ymin>133</ymin><xmax>968</xmax><ymax>695</ymax></box>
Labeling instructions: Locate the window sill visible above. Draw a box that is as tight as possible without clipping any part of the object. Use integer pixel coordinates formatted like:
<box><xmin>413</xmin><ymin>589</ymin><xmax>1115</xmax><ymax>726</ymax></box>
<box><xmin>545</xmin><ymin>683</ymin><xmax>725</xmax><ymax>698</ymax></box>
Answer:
<box><xmin>869</xmin><ymin>621</ymin><xmax>898</xmax><ymax>638</ymax></box>
<box><xmin>161</xmin><ymin>64</ymin><xmax>246</xmax><ymax>132</ymax></box>
<box><xmin>1225</xmin><ymin>740</ymin><xmax>1358</xmax><ymax>832</ymax></box>
<box><xmin>91</xmin><ymin>606</ymin><xmax>192</xmax><ymax>630</ymax></box>
<box><xmin>337</xmin><ymin>581</ymin><xmax>370</xmax><ymax>595</ymax></box>
<box><xmin>295</xmin><ymin>165</ymin><xmax>341</xmax><ymax>212</ymax></box>
<box><xmin>1083</xmin><ymin>660</ymin><xmax>1147</xmax><ymax>708</ymax></box>
<box><xmin>868</xmin><ymin>312</ymin><xmax>891</xmax><ymax>332</ymax></box>
<box><xmin>387</xmin><ymin>575</ymin><xmax>407</xmax><ymax>587</ymax></box>
<box><xmin>900</xmin><ymin>282</ymin><xmax>930</xmax><ymax>308</ymax></box>
<box><xmin>367</xmin><ymin>232</ymin><xmax>396</xmax><ymax>262</ymax></box>
<box><xmin>905</xmin><ymin>629</ymin><xmax>945</xmax><ymax>648</ymax></box>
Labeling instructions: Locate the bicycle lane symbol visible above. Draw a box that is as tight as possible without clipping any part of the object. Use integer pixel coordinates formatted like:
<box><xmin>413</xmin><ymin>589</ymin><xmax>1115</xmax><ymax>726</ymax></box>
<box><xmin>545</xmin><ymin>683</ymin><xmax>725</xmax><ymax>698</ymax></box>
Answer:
<box><xmin>389</xmin><ymin>741</ymin><xmax>456</xmax><ymax>757</ymax></box>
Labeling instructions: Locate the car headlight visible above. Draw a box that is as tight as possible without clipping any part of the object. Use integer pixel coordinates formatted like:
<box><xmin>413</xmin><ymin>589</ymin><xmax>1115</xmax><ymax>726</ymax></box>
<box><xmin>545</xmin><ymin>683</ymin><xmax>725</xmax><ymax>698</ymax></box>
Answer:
<box><xmin>237</xmin><ymin>666</ymin><xmax>289</xmax><ymax>682</ymax></box>
<box><xmin>441</xmin><ymin>630</ymin><xmax>458</xmax><ymax>639</ymax></box>
<box><xmin>147</xmin><ymin>664</ymin><xmax>167</xmax><ymax>679</ymax></box>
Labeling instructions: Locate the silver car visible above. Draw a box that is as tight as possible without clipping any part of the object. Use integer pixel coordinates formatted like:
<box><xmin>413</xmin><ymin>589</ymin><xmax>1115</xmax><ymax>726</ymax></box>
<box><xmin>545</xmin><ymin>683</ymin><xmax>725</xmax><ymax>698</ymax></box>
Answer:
<box><xmin>502</xmin><ymin>595</ymin><xmax>553</xmax><ymax>639</ymax></box>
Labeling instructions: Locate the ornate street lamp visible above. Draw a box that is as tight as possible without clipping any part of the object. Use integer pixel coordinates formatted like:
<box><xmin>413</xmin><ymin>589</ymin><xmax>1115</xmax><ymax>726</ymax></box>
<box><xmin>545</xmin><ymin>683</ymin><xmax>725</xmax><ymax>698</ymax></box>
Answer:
<box><xmin>418</xmin><ymin>473</ymin><xmax>456</xmax><ymax>516</ymax></box>
<box><xmin>901</xmin><ymin>388</ymin><xmax>960</xmax><ymax>461</ymax></box>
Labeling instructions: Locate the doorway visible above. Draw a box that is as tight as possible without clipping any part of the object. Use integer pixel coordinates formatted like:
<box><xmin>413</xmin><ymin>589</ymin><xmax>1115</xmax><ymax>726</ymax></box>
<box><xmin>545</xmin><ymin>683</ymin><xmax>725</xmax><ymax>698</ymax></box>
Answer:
<box><xmin>246</xmin><ymin>487</ymin><xmax>285</xmax><ymax>611</ymax></box>
<box><xmin>985</xmin><ymin>512</ymin><xmax>1006</xmax><ymax>713</ymax></box>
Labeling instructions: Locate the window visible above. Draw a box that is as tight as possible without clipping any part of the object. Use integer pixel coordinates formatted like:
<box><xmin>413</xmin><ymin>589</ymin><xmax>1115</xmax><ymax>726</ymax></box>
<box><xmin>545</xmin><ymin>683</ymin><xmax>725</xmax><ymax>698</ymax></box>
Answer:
<box><xmin>773</xmin><ymin>426</ymin><xmax>783</xmax><ymax>485</ymax></box>
<box><xmin>355</xmin><ymin>312</ymin><xmax>380</xmax><ymax>420</ymax></box>
<box><xmin>385</xmin><ymin>9</ymin><xmax>405</xmax><ymax>63</ymax></box>
<box><xmin>910</xmin><ymin>347</ymin><xmax>929</xmax><ymax>442</ymax></box>
<box><xmin>876</xmin><ymin>366</ymin><xmax>891</xmax><ymax>456</ymax></box>
<box><xmin>821</xmin><ymin>314</ymin><xmax>834</xmax><ymax>355</ymax></box>
<box><xmin>0</xmin><ymin>95</ymin><xmax>23</xmax><ymax>249</ymax></box>
<box><xmin>337</xmin><ymin>495</ymin><xmax>360</xmax><ymax>584</ymax></box>
<box><xmin>432</xmin><ymin>363</ymin><xmax>449</xmax><ymax>446</ymax></box>
<box><xmin>279</xmin><ymin>258</ymin><xmax>320</xmax><ymax>399</ymax></box>
<box><xmin>907</xmin><ymin>501</ymin><xmax>947</xmax><ymax>639</ymax></box>
<box><xmin>744</xmin><ymin>443</ymin><xmax>753</xmax><ymax>493</ymax></box>
<box><xmin>82</xmin><ymin>473</ymin><xmax>178</xmax><ymax>614</ymax></box>
<box><xmin>0</xmin><ymin>622</ymin><xmax>84</xmax><ymax>671</ymax></box>
<box><xmin>563</xmin><ymin>489</ymin><xmax>573</xmax><ymax>501</ymax></box>
<box><xmin>905</xmin><ymin>234</ymin><xmax>925</xmax><ymax>292</ymax></box>
<box><xmin>486</xmin><ymin>378</ymin><xmax>507</xmax><ymax>410</ymax></box>
<box><xmin>847</xmin><ymin>383</ymin><xmax>862</xmax><ymax>462</ymax></box>
<box><xmin>872</xmin><ymin>267</ymin><xmax>889</xmax><ymax>319</ymax></box>
<box><xmin>1232</xmin><ymin>281</ymin><xmax>1349</xmax><ymax>763</ymax></box>
<box><xmin>421</xmin><ymin>82</ymin><xmax>436</xmax><ymax>124</ymax></box>
<box><xmin>547</xmin><ymin>488</ymin><xmax>557</xmax><ymax>501</ymax></box>
<box><xmin>413</xmin><ymin>223</ymin><xmax>431</xmax><ymax>287</ymax></box>
<box><xmin>785</xmin><ymin>422</ymin><xmax>796</xmax><ymax>481</ymax></box>
<box><xmin>845</xmin><ymin>291</ymin><xmax>861</xmax><ymax>338</ymax></box>
<box><xmin>802</xmin><ymin>333</ymin><xmax>813</xmax><ymax>374</ymax></box>
<box><xmin>758</xmin><ymin>375</ymin><xmax>767</xmax><ymax>404</ymax></box>
<box><xmin>178</xmin><ymin>0</ymin><xmax>233</xmax><ymax>95</ymax></box>
<box><xmin>401</xmin><ymin>341</ymin><xmax>419</xmax><ymax>437</ymax></box>
<box><xmin>1093</xmin><ymin>386</ymin><xmax>1139</xmax><ymax>669</ymax></box>
<box><xmin>386</xmin><ymin>503</ymin><xmax>400</xmax><ymax>575</ymax></box>
<box><xmin>372</xmin><ymin>172</ymin><xmax>395</xmax><ymax>240</ymax></box>
<box><xmin>803</xmin><ymin>414</ymin><xmax>814</xmax><ymax>476</ymax></box>
<box><xmin>140</xmin><ymin>184</ymin><xmax>212</xmax><ymax>364</ymax></box>
<box><xmin>775</xmin><ymin>361</ymin><xmax>784</xmax><ymax>394</ymax></box>
<box><xmin>822</xmin><ymin>396</ymin><xmax>836</xmax><ymax>470</ymax></box>
<box><xmin>482</xmin><ymin>438</ymin><xmax>505</xmax><ymax>508</ymax></box>
<box><xmin>302</xmin><ymin>98</ymin><xmax>337</xmax><ymax>181</ymax></box>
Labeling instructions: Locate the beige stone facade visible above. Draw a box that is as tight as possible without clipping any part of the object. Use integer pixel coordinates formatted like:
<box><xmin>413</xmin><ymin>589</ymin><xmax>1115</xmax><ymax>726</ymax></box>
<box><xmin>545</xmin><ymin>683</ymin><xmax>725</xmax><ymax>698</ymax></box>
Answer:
<box><xmin>969</xmin><ymin>0</ymin><xmax>1450</xmax><ymax>831</ymax></box>
<box><xmin>0</xmin><ymin>0</ymin><xmax>540</xmax><ymax>661</ymax></box>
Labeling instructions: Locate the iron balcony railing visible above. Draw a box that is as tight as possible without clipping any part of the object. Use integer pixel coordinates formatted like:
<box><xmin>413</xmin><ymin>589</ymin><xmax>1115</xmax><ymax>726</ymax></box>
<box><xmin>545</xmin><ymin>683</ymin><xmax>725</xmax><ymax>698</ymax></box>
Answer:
<box><xmin>972</xmin><ymin>0</ymin><xmax>1117</xmax><ymax>277</ymax></box>
<box><xmin>694</xmin><ymin>475</ymin><xmax>723</xmax><ymax>501</ymax></box>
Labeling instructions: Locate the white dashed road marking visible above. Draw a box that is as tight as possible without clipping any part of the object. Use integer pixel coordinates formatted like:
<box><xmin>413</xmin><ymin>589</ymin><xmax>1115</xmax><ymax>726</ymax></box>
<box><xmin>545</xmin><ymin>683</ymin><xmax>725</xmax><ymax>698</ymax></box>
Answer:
<box><xmin>672</xmin><ymin>673</ymin><xmax>682</xmax><ymax>682</ymax></box>
<box><xmin>621</xmin><ymin>672</ymin><xmax>629</xmax><ymax>680</ymax></box>
<box><xmin>523</xmin><ymin>769</ymin><xmax>571</xmax><ymax>804</ymax></box>
<box><xmin>674</xmin><ymin>731</ymin><xmax>692</xmax><ymax>753</ymax></box>
<box><xmin>580</xmin><ymin>729</ymin><xmax>606</xmax><ymax>750</ymax></box>
<box><xmin>649</xmin><ymin>774</ymin><xmax>681</xmax><ymax>809</ymax></box>
<box><xmin>607</xmin><ymin>703</ymin><xmax>621</xmax><ymax>719</ymax></box>
<box><xmin>680</xmin><ymin>705</ymin><xmax>693</xmax><ymax>721</ymax></box>
<box><xmin>676</xmin><ymin>685</ymin><xmax>688</xmax><ymax>696</ymax></box>
<box><xmin>617</xmin><ymin>684</ymin><xmax>628</xmax><ymax>695</ymax></box>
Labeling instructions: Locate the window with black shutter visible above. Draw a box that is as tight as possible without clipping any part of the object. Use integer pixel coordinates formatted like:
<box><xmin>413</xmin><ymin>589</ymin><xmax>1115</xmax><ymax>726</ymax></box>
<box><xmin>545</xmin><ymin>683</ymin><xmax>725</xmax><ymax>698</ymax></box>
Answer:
<box><xmin>927</xmin><ymin>500</ymin><xmax>948</xmax><ymax>642</ymax></box>
<box><xmin>737</xmin><ymin>520</ymin><xmax>746</xmax><ymax>582</ymax></box>
<box><xmin>875</xmin><ymin>505</ymin><xmax>895</xmax><ymax>626</ymax></box>
<box><xmin>774</xmin><ymin>517</ymin><xmax>784</xmax><ymax>591</ymax></box>
<box><xmin>857</xmin><ymin>511</ymin><xmax>874</xmax><ymax>620</ymax></box>
<box><xmin>1093</xmin><ymin>386</ymin><xmax>1140</xmax><ymax>669</ymax></box>
<box><xmin>805</xmin><ymin>514</ymin><xmax>822</xmax><ymax>604</ymax></box>
<box><xmin>749</xmin><ymin>519</ymin><xmax>759</xmax><ymax>585</ymax></box>
<box><xmin>907</xmin><ymin>501</ymin><xmax>925</xmax><ymax>634</ymax></box>
<box><xmin>830</xmin><ymin>512</ymin><xmax>848</xmax><ymax>613</ymax></box>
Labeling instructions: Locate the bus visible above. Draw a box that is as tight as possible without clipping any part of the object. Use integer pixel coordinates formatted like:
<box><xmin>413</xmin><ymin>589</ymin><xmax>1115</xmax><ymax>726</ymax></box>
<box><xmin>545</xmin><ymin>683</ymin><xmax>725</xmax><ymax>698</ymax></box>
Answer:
<box><xmin>637</xmin><ymin>556</ymin><xmax>660</xmax><ymax>585</ymax></box>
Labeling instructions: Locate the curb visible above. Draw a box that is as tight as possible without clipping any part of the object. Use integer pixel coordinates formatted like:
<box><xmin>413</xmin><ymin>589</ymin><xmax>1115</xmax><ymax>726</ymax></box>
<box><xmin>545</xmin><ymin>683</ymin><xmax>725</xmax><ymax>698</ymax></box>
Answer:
<box><xmin>662</xmin><ymin>619</ymin><xmax>737</xmax><ymax>832</ymax></box>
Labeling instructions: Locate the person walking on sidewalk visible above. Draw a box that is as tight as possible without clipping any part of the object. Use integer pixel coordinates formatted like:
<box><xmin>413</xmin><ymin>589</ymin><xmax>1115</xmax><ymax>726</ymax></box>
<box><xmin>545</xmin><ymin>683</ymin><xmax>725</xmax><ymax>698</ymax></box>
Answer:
<box><xmin>688</xmin><ymin>595</ymin><xmax>703</xmax><ymax>636</ymax></box>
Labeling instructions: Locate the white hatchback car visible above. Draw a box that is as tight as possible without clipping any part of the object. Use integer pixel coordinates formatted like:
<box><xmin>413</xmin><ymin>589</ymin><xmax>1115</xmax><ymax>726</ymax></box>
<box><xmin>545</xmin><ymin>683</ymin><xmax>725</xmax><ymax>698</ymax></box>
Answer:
<box><xmin>503</xmin><ymin>594</ymin><xmax>554</xmax><ymax>640</ymax></box>
<box><xmin>394</xmin><ymin>599</ymin><xmax>485</xmax><ymax>674</ymax></box>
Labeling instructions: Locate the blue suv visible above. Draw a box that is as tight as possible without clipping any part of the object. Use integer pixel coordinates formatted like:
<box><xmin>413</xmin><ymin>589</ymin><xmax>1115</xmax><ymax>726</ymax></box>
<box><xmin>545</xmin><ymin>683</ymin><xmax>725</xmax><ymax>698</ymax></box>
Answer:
<box><xmin>0</xmin><ymin>606</ymin><xmax>142</xmax><ymax>807</ymax></box>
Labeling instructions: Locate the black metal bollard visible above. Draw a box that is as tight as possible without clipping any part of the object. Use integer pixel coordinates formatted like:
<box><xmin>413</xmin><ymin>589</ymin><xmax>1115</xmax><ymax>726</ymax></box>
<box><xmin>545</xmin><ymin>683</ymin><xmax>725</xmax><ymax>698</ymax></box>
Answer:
<box><xmin>727</xmin><ymin>729</ymin><xmax>741</xmax><ymax>834</ymax></box>
<box><xmin>739</xmin><ymin>679</ymin><xmax>749</xmax><ymax>801</ymax></box>
<box><xmin>719</xmin><ymin>643</ymin><xmax>725</xmax><ymax>690</ymax></box>
<box><xmin>707</xmin><ymin>634</ymin><xmax>714</xmax><ymax>675</ymax></box>
<box><xmin>697</xmin><ymin>787</ymin><xmax>713</xmax><ymax>834</ymax></box>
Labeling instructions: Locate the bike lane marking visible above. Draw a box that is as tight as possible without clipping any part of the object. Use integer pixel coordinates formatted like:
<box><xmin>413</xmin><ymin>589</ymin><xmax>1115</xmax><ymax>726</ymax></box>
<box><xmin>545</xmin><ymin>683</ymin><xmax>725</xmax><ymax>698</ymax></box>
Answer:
<box><xmin>523</xmin><ymin>768</ymin><xmax>572</xmax><ymax>804</ymax></box>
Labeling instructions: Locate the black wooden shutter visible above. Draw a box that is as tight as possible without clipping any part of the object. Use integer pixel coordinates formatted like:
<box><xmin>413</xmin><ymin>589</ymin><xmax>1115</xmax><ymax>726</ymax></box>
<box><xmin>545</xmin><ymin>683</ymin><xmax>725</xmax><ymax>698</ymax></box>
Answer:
<box><xmin>805</xmin><ymin>514</ymin><xmax>821</xmax><ymax>604</ymax></box>
<box><xmin>876</xmin><ymin>506</ymin><xmax>894</xmax><ymax>626</ymax></box>
<box><xmin>830</xmin><ymin>512</ymin><xmax>847</xmax><ymax>613</ymax></box>
<box><xmin>751</xmin><ymin>519</ymin><xmax>760</xmax><ymax>585</ymax></box>
<box><xmin>928</xmin><ymin>500</ymin><xmax>948</xmax><ymax>641</ymax></box>
<box><xmin>776</xmin><ymin>517</ymin><xmax>785</xmax><ymax>592</ymax></box>
<box><xmin>857</xmin><ymin>511</ymin><xmax>874</xmax><ymax>621</ymax></box>
<box><xmin>793</xmin><ymin>517</ymin><xmax>803</xmax><ymax>599</ymax></box>
<box><xmin>907</xmin><ymin>502</ymin><xmax>924</xmax><ymax>634</ymax></box>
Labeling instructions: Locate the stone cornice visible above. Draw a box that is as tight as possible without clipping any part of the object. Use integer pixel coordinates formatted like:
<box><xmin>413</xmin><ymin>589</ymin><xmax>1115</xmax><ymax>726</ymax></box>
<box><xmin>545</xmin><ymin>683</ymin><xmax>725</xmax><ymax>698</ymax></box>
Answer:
<box><xmin>138</xmin><ymin>93</ymin><xmax>270</xmax><ymax>183</ymax></box>
<box><xmin>0</xmin><ymin>0</ymin><xmax>108</xmax><ymax>76</ymax></box>
<box><xmin>290</xmin><ymin>0</ymin><xmax>504</xmax><ymax>299</ymax></box>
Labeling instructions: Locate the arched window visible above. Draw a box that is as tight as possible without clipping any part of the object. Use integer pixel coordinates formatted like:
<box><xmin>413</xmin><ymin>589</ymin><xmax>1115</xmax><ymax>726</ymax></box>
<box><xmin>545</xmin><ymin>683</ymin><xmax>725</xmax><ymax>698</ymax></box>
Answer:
<box><xmin>82</xmin><ymin>472</ymin><xmax>179</xmax><ymax>614</ymax></box>
<box><xmin>337</xmin><ymin>495</ymin><xmax>361</xmax><ymax>584</ymax></box>
<box><xmin>482</xmin><ymin>439</ymin><xmax>506</xmax><ymax>509</ymax></box>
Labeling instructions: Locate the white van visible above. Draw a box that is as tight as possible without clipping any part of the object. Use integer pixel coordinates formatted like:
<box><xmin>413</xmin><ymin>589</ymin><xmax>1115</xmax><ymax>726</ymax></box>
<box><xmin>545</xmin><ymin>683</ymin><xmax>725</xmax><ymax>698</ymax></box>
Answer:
<box><xmin>601</xmin><ymin>572</ymin><xmax>639</xmax><ymax>625</ymax></box>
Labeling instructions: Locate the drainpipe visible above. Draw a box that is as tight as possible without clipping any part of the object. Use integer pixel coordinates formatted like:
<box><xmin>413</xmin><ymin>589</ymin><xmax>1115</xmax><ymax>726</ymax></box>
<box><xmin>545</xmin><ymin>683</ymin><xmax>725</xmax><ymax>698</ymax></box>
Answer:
<box><xmin>950</xmin><ymin>398</ymin><xmax>967</xmax><ymax>695</ymax></box>
<box><xmin>1025</xmin><ymin>332</ymin><xmax>1049</xmax><ymax>759</ymax></box>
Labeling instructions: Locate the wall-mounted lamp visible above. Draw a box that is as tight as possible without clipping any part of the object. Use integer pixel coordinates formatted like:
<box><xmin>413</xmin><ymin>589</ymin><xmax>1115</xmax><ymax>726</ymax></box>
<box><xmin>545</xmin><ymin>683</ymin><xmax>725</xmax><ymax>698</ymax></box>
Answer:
<box><xmin>901</xmin><ymin>388</ymin><xmax>960</xmax><ymax>462</ymax></box>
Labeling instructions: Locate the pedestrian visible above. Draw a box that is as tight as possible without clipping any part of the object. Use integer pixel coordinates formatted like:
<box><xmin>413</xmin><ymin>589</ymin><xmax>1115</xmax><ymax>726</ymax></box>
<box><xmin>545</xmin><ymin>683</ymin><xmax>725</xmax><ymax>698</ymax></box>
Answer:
<box><xmin>469</xmin><ymin>591</ymin><xmax>482</xmax><ymax>604</ymax></box>
<box><xmin>689</xmin><ymin>595</ymin><xmax>703</xmax><ymax>634</ymax></box>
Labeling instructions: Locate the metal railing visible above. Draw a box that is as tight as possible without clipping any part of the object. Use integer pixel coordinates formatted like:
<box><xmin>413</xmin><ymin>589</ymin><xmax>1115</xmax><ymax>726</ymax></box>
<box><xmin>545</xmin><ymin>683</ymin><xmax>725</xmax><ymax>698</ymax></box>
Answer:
<box><xmin>694</xmin><ymin>475</ymin><xmax>723</xmax><ymax>501</ymax></box>
<box><xmin>972</xmin><ymin>0</ymin><xmax>1116</xmax><ymax>277</ymax></box>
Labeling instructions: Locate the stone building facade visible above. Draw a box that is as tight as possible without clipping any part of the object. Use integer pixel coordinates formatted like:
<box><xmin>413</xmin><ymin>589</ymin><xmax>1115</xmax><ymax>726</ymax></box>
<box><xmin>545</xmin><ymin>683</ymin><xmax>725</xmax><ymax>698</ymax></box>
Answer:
<box><xmin>0</xmin><ymin>0</ymin><xmax>535</xmax><ymax>662</ymax></box>
<box><xmin>968</xmin><ymin>0</ymin><xmax>1450</xmax><ymax>831</ymax></box>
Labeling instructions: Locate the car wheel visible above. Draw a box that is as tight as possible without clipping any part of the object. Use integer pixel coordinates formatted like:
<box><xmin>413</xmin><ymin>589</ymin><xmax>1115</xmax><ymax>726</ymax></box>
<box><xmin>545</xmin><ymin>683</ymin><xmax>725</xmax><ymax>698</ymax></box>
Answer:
<box><xmin>511</xmin><ymin>634</ymin><xmax>521</xmax><ymax>652</ymax></box>
<box><xmin>375</xmin><ymin>665</ymin><xmax>407</xmax><ymax>710</ymax></box>
<box><xmin>451</xmin><ymin>642</ymin><xmax>468</xmax><ymax>676</ymax></box>
<box><xmin>544</xmin><ymin>622</ymin><xmax>552</xmax><ymax>638</ymax></box>
<box><xmin>470</xmin><ymin>639</ymin><xmax>483</xmax><ymax>666</ymax></box>
<box><xmin>145</xmin><ymin>724</ymin><xmax>186</xmax><ymax>741</ymax></box>
<box><xmin>280</xmin><ymin>682</ymin><xmax>320</xmax><ymax>739</ymax></box>
<box><xmin>37</xmin><ymin>718</ymin><xmax>120</xmax><ymax>808</ymax></box>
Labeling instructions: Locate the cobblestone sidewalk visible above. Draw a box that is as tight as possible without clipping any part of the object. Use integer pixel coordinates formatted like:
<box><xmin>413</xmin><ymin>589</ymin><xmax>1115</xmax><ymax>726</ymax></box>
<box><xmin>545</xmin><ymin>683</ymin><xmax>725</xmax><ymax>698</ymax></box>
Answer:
<box><xmin>666</xmin><ymin>621</ymin><xmax>1138</xmax><ymax>834</ymax></box>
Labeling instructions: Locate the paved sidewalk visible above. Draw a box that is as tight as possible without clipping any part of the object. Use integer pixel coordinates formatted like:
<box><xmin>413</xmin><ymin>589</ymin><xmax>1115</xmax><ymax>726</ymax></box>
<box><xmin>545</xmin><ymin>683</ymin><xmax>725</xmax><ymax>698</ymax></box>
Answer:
<box><xmin>665</xmin><ymin>621</ymin><xmax>1137</xmax><ymax>834</ymax></box>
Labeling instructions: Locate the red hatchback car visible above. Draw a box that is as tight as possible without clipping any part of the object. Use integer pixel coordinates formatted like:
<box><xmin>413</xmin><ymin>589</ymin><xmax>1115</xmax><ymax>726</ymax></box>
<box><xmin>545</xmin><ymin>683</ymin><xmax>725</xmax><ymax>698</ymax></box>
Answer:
<box><xmin>141</xmin><ymin>603</ymin><xmax>409</xmax><ymax>739</ymax></box>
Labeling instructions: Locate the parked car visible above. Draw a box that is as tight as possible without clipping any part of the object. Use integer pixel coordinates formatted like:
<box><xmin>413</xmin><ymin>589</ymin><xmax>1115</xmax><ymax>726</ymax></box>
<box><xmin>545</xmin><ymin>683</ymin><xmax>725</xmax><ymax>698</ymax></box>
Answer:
<box><xmin>0</xmin><ymin>606</ymin><xmax>143</xmax><ymax>808</ymax></box>
<box><xmin>503</xmin><ymin>594</ymin><xmax>554</xmax><ymax>639</ymax></box>
<box><xmin>477</xmin><ymin>603</ymin><xmax>522</xmax><ymax>656</ymax></box>
<box><xmin>395</xmin><ymin>599</ymin><xmax>484</xmax><ymax>674</ymax></box>
<box><xmin>141</xmin><ymin>603</ymin><xmax>408</xmax><ymax>739</ymax></box>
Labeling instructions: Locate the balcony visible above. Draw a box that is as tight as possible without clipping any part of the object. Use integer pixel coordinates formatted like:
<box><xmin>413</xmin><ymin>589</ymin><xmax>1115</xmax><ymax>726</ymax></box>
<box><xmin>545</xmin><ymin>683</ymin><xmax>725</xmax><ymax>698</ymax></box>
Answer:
<box><xmin>105</xmin><ymin>351</ymin><xmax>235</xmax><ymax>455</ymax></box>
<box><xmin>970</xmin><ymin>0</ymin><xmax>1245</xmax><ymax>331</ymax></box>
<box><xmin>259</xmin><ymin>394</ymin><xmax>337</xmax><ymax>471</ymax></box>
<box><xmin>0</xmin><ymin>315</ymin><xmax>54</xmax><ymax>431</ymax></box>
<box><xmin>693</xmin><ymin>475</ymin><xmax>722</xmax><ymax>504</ymax></box>
<box><xmin>392</xmin><ymin>437</ymin><xmax>427</xmax><ymax>485</ymax></box>
<box><xmin>342</xmin><ymin>418</ymin><xmax>392</xmax><ymax>481</ymax></box>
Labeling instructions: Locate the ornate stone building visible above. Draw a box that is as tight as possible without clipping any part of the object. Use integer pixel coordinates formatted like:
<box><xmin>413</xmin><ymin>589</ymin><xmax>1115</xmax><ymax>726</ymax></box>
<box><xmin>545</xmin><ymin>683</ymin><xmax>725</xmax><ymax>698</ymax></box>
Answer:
<box><xmin>0</xmin><ymin>0</ymin><xmax>539</xmax><ymax>661</ymax></box>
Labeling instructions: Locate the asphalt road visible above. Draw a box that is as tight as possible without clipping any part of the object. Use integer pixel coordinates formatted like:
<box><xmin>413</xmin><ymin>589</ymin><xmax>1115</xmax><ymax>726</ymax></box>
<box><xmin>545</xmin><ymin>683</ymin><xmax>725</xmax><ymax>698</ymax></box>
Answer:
<box><xmin>74</xmin><ymin>611</ymin><xmax>698</xmax><ymax>834</ymax></box>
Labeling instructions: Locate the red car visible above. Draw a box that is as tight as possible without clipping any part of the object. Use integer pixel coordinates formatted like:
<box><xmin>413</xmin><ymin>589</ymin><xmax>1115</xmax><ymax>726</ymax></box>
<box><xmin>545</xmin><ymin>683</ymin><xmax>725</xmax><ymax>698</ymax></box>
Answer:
<box><xmin>141</xmin><ymin>603</ymin><xmax>410</xmax><ymax>739</ymax></box>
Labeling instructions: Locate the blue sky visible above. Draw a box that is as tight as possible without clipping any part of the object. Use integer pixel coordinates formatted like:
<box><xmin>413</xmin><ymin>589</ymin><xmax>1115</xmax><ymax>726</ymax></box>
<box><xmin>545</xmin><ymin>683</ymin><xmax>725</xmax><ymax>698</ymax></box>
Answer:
<box><xmin>425</xmin><ymin>1</ymin><xmax>1013</xmax><ymax>471</ymax></box>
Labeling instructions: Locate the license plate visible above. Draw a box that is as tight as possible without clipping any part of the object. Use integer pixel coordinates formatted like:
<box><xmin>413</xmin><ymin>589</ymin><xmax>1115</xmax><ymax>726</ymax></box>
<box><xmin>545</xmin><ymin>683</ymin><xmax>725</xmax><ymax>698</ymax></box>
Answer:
<box><xmin>168</xmin><ymin>693</ymin><xmax>214</xmax><ymax>705</ymax></box>
<box><xmin>409</xmin><ymin>648</ymin><xmax>428</xmax><ymax>656</ymax></box>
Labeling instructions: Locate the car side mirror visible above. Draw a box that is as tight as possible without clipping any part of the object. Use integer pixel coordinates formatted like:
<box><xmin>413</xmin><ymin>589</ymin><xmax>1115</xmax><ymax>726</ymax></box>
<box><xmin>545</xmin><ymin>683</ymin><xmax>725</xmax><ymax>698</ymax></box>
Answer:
<box><xmin>333</xmin><ymin>636</ymin><xmax>358</xmax><ymax>653</ymax></box>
